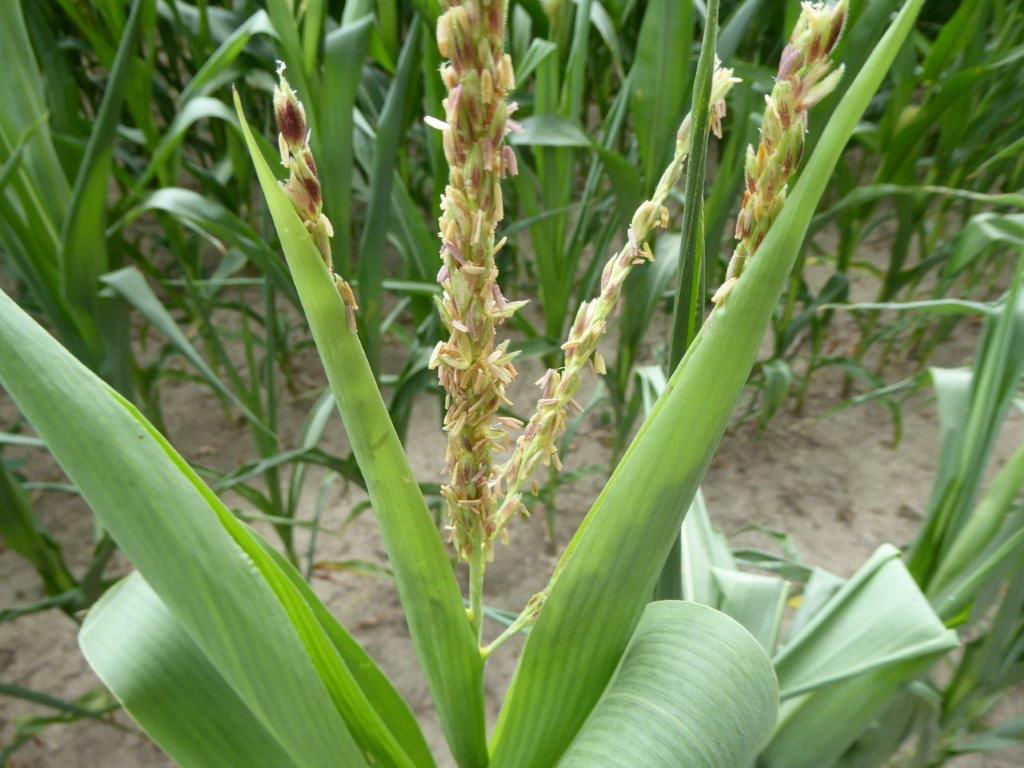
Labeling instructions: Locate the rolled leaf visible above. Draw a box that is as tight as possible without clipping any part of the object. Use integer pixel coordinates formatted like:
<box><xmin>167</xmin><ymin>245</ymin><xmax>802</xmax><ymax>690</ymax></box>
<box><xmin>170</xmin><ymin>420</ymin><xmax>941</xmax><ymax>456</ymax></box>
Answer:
<box><xmin>557</xmin><ymin>601</ymin><xmax>778</xmax><ymax>767</ymax></box>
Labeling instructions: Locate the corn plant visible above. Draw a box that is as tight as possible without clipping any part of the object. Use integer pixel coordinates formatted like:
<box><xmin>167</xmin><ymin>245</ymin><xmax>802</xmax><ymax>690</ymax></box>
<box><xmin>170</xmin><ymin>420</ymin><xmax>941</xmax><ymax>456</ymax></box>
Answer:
<box><xmin>0</xmin><ymin>1</ymin><xmax>971</xmax><ymax>766</ymax></box>
<box><xmin>659</xmin><ymin>255</ymin><xmax>1024</xmax><ymax>766</ymax></box>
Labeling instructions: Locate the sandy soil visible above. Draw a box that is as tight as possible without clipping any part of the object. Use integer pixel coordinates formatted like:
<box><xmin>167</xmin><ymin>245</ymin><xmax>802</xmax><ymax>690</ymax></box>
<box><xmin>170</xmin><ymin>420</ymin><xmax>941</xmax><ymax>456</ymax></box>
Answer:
<box><xmin>1</xmin><ymin>259</ymin><xmax>1021</xmax><ymax>766</ymax></box>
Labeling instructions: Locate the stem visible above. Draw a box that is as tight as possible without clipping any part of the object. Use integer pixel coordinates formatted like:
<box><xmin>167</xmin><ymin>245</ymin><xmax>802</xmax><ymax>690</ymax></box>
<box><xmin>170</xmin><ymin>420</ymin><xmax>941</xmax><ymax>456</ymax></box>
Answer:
<box><xmin>481</xmin><ymin>611</ymin><xmax>528</xmax><ymax>659</ymax></box>
<box><xmin>469</xmin><ymin>541</ymin><xmax>485</xmax><ymax>642</ymax></box>
<box><xmin>656</xmin><ymin>0</ymin><xmax>720</xmax><ymax>602</ymax></box>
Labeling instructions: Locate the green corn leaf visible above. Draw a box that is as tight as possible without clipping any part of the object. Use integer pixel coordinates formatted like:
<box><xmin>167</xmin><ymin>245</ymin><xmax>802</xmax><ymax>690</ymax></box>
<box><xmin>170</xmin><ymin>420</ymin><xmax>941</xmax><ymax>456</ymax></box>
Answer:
<box><xmin>489</xmin><ymin>3</ymin><xmax>926</xmax><ymax>764</ymax></box>
<box><xmin>910</xmin><ymin>261</ymin><xmax>1024</xmax><ymax>584</ymax></box>
<box><xmin>179</xmin><ymin>10</ymin><xmax>276</xmax><ymax>103</ymax></box>
<box><xmin>773</xmin><ymin>545</ymin><xmax>958</xmax><ymax>700</ymax></box>
<box><xmin>559</xmin><ymin>0</ymin><xmax>592</xmax><ymax>121</ymax></box>
<box><xmin>116</xmin><ymin>187</ymin><xmax>298</xmax><ymax>306</ymax></box>
<box><xmin>131</xmin><ymin>97</ymin><xmax>240</xmax><ymax>194</ymax></box>
<box><xmin>717</xmin><ymin>0</ymin><xmax>766</xmax><ymax>60</ymax></box>
<box><xmin>629</xmin><ymin>0</ymin><xmax>693</xmax><ymax>189</ymax></box>
<box><xmin>515</xmin><ymin>38</ymin><xmax>558</xmax><ymax>83</ymax></box>
<box><xmin>812</xmin><ymin>184</ymin><xmax>1024</xmax><ymax>229</ymax></box>
<box><xmin>356</xmin><ymin>25</ymin><xmax>421</xmax><ymax>373</ymax></box>
<box><xmin>0</xmin><ymin>0</ymin><xmax>69</xmax><ymax>219</ymax></box>
<box><xmin>510</xmin><ymin>114</ymin><xmax>592</xmax><ymax>147</ymax></box>
<box><xmin>821</xmin><ymin>298</ymin><xmax>994</xmax><ymax>317</ymax></box>
<box><xmin>712</xmin><ymin>567</ymin><xmax>789</xmax><ymax>654</ymax></box>
<box><xmin>80</xmin><ymin>574</ymin><xmax>303</xmax><ymax>768</ymax></box>
<box><xmin>256</xmin><ymin>538</ymin><xmax>436</xmax><ymax>767</ymax></box>
<box><xmin>321</xmin><ymin>14</ymin><xmax>373</xmax><ymax>277</ymax></box>
<box><xmin>557</xmin><ymin>602</ymin><xmax>778</xmax><ymax>767</ymax></box>
<box><xmin>762</xmin><ymin>653</ymin><xmax>946</xmax><ymax>768</ymax></box>
<box><xmin>788</xmin><ymin>566</ymin><xmax>844</xmax><ymax>638</ymax></box>
<box><xmin>0</xmin><ymin>460</ymin><xmax>76</xmax><ymax>596</ymax></box>
<box><xmin>0</xmin><ymin>287</ymin><xmax>368</xmax><ymax>767</ymax></box>
<box><xmin>928</xmin><ymin>440</ymin><xmax>1024</xmax><ymax>602</ymax></box>
<box><xmin>99</xmin><ymin>267</ymin><xmax>267</xmax><ymax>431</ymax></box>
<box><xmin>680</xmin><ymin>490</ymin><xmax>735</xmax><ymax>606</ymax></box>
<box><xmin>58</xmin><ymin>0</ymin><xmax>149</xmax><ymax>358</ymax></box>
<box><xmin>234</xmin><ymin>89</ymin><xmax>487</xmax><ymax>768</ymax></box>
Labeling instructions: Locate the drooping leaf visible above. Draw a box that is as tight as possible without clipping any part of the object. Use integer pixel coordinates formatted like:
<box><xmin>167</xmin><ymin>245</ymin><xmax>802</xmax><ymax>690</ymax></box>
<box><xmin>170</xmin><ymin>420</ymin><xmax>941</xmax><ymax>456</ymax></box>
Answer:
<box><xmin>557</xmin><ymin>601</ymin><xmax>778</xmax><ymax>767</ymax></box>
<box><xmin>80</xmin><ymin>575</ymin><xmax>302</xmax><ymax>768</ymax></box>
<box><xmin>773</xmin><ymin>545</ymin><xmax>958</xmax><ymax>699</ymax></box>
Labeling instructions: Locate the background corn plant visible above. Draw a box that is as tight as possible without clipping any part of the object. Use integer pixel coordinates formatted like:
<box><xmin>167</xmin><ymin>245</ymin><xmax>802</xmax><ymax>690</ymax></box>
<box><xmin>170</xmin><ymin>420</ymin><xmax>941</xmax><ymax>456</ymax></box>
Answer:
<box><xmin>0</xmin><ymin>0</ymin><xmax>1021</xmax><ymax>764</ymax></box>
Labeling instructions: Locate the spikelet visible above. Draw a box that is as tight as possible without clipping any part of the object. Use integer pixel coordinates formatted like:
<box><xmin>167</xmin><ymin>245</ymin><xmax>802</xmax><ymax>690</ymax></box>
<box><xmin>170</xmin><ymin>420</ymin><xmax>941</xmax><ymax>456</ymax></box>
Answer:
<box><xmin>712</xmin><ymin>0</ymin><xmax>847</xmax><ymax>306</ymax></box>
<box><xmin>272</xmin><ymin>63</ymin><xmax>358</xmax><ymax>330</ymax></box>
<box><xmin>492</xmin><ymin>66</ymin><xmax>740</xmax><ymax>538</ymax></box>
<box><xmin>428</xmin><ymin>1</ymin><xmax>523</xmax><ymax>561</ymax></box>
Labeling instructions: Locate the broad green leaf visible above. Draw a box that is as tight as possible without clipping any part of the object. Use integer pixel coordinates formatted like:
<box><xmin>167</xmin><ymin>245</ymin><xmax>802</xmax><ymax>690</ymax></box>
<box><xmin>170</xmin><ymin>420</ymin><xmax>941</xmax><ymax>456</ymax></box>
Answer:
<box><xmin>0</xmin><ymin>0</ymin><xmax>68</xmax><ymax>219</ymax></box>
<box><xmin>557</xmin><ymin>601</ymin><xmax>778</xmax><ymax>767</ymax></box>
<box><xmin>515</xmin><ymin>38</ymin><xmax>558</xmax><ymax>84</ymax></box>
<box><xmin>0</xmin><ymin>287</ymin><xmax>367</xmax><ymax>767</ymax></box>
<box><xmin>356</xmin><ymin>25</ymin><xmax>420</xmax><ymax>372</ymax></box>
<box><xmin>947</xmin><ymin>212</ymin><xmax>1024</xmax><ymax>277</ymax></box>
<box><xmin>58</xmin><ymin>0</ymin><xmax>149</xmax><ymax>352</ymax></box>
<box><xmin>763</xmin><ymin>653</ymin><xmax>944</xmax><ymax>768</ymax></box>
<box><xmin>321</xmin><ymin>14</ymin><xmax>373</xmax><ymax>277</ymax></box>
<box><xmin>234</xmin><ymin>90</ymin><xmax>487</xmax><ymax>768</ymax></box>
<box><xmin>80</xmin><ymin>575</ymin><xmax>301</xmax><ymax>768</ymax></box>
<box><xmin>788</xmin><ymin>566</ymin><xmax>844</xmax><ymax>638</ymax></box>
<box><xmin>257</xmin><ymin>539</ymin><xmax>435</xmax><ymax>767</ymax></box>
<box><xmin>910</xmin><ymin>262</ymin><xmax>1024</xmax><ymax>584</ymax></box>
<box><xmin>717</xmin><ymin>0</ymin><xmax>766</xmax><ymax>60</ymax></box>
<box><xmin>629</xmin><ymin>0</ymin><xmax>693</xmax><ymax>188</ymax></box>
<box><xmin>587</xmin><ymin>1</ymin><xmax>624</xmax><ymax>80</ymax></box>
<box><xmin>930</xmin><ymin>524</ymin><xmax>1024</xmax><ymax>623</ymax></box>
<box><xmin>489</xmin><ymin>3</ymin><xmax>926</xmax><ymax>763</ymax></box>
<box><xmin>928</xmin><ymin>440</ymin><xmax>1024</xmax><ymax>600</ymax></box>
<box><xmin>712</xmin><ymin>567</ymin><xmax>788</xmax><ymax>654</ymax></box>
<box><xmin>560</xmin><ymin>0</ymin><xmax>593</xmax><ymax>121</ymax></box>
<box><xmin>132</xmin><ymin>97</ymin><xmax>240</xmax><ymax>193</ymax></box>
<box><xmin>773</xmin><ymin>545</ymin><xmax>958</xmax><ymax>699</ymax></box>
<box><xmin>680</xmin><ymin>489</ymin><xmax>735</xmax><ymax>606</ymax></box>
<box><xmin>179</xmin><ymin>10</ymin><xmax>276</xmax><ymax>103</ymax></box>
<box><xmin>510</xmin><ymin>115</ymin><xmax>592</xmax><ymax>147</ymax></box>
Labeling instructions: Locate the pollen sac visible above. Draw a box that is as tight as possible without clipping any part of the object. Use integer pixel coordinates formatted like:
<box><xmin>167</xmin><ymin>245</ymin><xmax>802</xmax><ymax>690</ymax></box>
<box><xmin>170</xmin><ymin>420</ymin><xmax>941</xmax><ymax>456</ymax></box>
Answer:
<box><xmin>273</xmin><ymin>67</ymin><xmax>307</xmax><ymax>150</ymax></box>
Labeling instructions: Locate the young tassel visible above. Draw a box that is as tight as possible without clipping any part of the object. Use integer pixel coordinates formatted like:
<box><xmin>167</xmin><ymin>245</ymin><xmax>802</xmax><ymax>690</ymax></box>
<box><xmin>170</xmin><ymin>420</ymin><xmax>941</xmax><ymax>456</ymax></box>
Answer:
<box><xmin>480</xmin><ymin>68</ymin><xmax>740</xmax><ymax>655</ymax></box>
<box><xmin>712</xmin><ymin>0</ymin><xmax>848</xmax><ymax>306</ymax></box>
<box><xmin>492</xmin><ymin>66</ymin><xmax>740</xmax><ymax>540</ymax></box>
<box><xmin>273</xmin><ymin>63</ymin><xmax>358</xmax><ymax>329</ymax></box>
<box><xmin>427</xmin><ymin>1</ymin><xmax>524</xmax><ymax>566</ymax></box>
